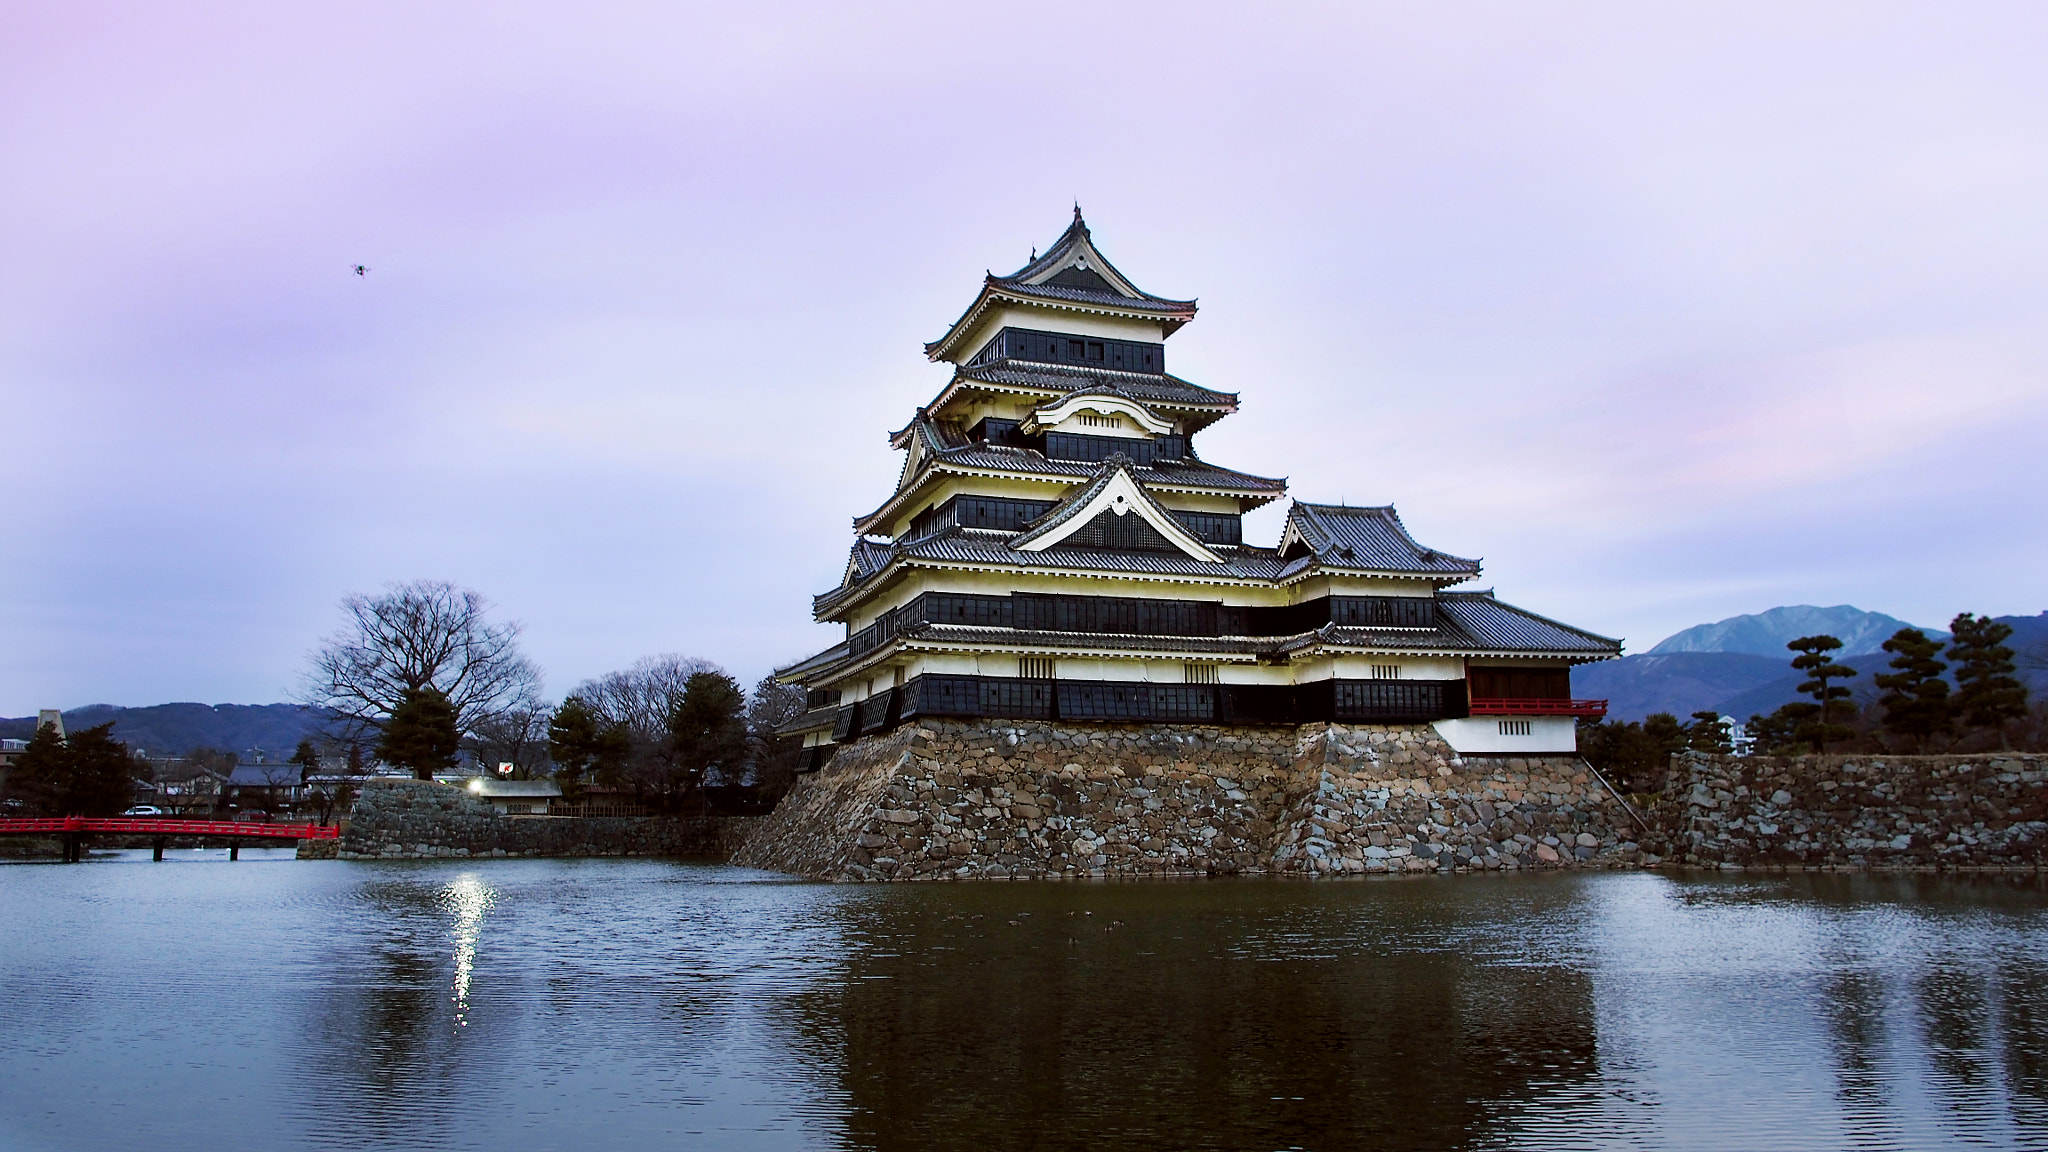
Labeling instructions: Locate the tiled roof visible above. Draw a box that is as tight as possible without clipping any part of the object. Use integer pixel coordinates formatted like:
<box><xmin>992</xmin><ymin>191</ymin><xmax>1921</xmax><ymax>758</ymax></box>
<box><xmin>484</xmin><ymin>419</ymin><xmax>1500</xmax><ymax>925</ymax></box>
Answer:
<box><xmin>226</xmin><ymin>765</ymin><xmax>299</xmax><ymax>787</ymax></box>
<box><xmin>848</xmin><ymin>538</ymin><xmax>894</xmax><ymax>582</ymax></box>
<box><xmin>900</xmin><ymin>528</ymin><xmax>1286</xmax><ymax>580</ymax></box>
<box><xmin>814</xmin><ymin>525</ymin><xmax>1288</xmax><ymax>615</ymax></box>
<box><xmin>927</xmin><ymin>436</ymin><xmax>1287</xmax><ymax>495</ymax></box>
<box><xmin>1285</xmin><ymin>503</ymin><xmax>1481</xmax><ymax>577</ymax></box>
<box><xmin>988</xmin><ymin>211</ymin><xmax>1196</xmax><ymax>311</ymax></box>
<box><xmin>1433</xmin><ymin>591</ymin><xmax>1621</xmax><ymax>654</ymax></box>
<box><xmin>959</xmin><ymin>363</ymin><xmax>1236</xmax><ymax>411</ymax></box>
<box><xmin>1005</xmin><ymin>456</ymin><xmax>1219</xmax><ymax>561</ymax></box>
<box><xmin>925</xmin><ymin>212</ymin><xmax>1198</xmax><ymax>360</ymax></box>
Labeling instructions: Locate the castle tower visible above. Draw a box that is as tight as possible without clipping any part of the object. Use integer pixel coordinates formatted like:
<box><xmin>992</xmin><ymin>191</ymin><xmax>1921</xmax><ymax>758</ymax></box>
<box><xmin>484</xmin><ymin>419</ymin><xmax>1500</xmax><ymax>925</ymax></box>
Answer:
<box><xmin>777</xmin><ymin>213</ymin><xmax>1619</xmax><ymax>764</ymax></box>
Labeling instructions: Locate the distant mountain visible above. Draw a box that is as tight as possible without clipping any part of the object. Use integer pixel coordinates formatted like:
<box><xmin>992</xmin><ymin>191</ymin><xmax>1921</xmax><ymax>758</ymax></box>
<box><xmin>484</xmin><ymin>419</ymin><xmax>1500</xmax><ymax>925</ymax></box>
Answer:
<box><xmin>1583</xmin><ymin>609</ymin><xmax>2047</xmax><ymax>723</ymax></box>
<box><xmin>1573</xmin><ymin>652</ymin><xmax>1789</xmax><ymax>722</ymax></box>
<box><xmin>1648</xmin><ymin>605</ymin><xmax>1942</xmax><ymax>658</ymax></box>
<box><xmin>0</xmin><ymin>703</ymin><xmax>335</xmax><ymax>760</ymax></box>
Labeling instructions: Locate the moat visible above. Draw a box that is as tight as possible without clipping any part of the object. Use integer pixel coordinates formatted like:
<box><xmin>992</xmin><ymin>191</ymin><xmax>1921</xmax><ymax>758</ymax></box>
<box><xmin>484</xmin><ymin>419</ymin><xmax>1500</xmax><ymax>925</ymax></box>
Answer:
<box><xmin>6</xmin><ymin>854</ymin><xmax>2048</xmax><ymax>1151</ymax></box>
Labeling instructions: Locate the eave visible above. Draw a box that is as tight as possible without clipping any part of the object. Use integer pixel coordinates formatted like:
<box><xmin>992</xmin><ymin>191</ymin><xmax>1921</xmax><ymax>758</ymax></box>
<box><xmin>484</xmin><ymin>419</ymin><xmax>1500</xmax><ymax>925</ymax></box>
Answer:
<box><xmin>851</xmin><ymin>457</ymin><xmax>1286</xmax><ymax>537</ymax></box>
<box><xmin>925</xmin><ymin>283</ymin><xmax>1197</xmax><ymax>364</ymax></box>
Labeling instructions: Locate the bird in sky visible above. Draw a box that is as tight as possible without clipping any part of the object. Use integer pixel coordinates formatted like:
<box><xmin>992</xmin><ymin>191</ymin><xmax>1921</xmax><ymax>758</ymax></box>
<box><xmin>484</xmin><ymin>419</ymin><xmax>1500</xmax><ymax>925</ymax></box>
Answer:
<box><xmin>352</xmin><ymin>265</ymin><xmax>369</xmax><ymax>276</ymax></box>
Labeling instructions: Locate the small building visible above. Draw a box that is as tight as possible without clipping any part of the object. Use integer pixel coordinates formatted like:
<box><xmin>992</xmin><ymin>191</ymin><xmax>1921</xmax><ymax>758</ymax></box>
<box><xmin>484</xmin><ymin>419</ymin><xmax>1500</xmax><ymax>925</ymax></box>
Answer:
<box><xmin>148</xmin><ymin>760</ymin><xmax>230</xmax><ymax>813</ymax></box>
<box><xmin>224</xmin><ymin>763</ymin><xmax>303</xmax><ymax>812</ymax></box>
<box><xmin>464</xmin><ymin>778</ymin><xmax>562</xmax><ymax>815</ymax></box>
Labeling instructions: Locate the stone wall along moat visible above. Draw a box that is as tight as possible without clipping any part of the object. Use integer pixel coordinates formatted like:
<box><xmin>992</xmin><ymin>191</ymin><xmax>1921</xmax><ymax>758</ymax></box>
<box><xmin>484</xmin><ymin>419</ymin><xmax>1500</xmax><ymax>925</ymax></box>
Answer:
<box><xmin>1647</xmin><ymin>752</ymin><xmax>2048</xmax><ymax>869</ymax></box>
<box><xmin>730</xmin><ymin>719</ymin><xmax>1646</xmax><ymax>880</ymax></box>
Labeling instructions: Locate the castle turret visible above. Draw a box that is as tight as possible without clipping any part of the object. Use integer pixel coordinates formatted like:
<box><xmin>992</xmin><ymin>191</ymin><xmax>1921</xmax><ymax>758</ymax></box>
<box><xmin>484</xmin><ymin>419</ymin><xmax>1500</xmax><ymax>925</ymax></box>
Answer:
<box><xmin>776</xmin><ymin>214</ymin><xmax>1619</xmax><ymax>765</ymax></box>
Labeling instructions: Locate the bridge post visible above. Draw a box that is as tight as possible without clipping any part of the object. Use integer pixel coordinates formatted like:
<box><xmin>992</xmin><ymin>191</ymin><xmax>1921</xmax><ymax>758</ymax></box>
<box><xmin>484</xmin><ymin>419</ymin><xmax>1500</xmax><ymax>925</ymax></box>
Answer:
<box><xmin>229</xmin><ymin>839</ymin><xmax>239</xmax><ymax>861</ymax></box>
<box><xmin>61</xmin><ymin>835</ymin><xmax>79</xmax><ymax>863</ymax></box>
<box><xmin>152</xmin><ymin>837</ymin><xmax>166</xmax><ymax>862</ymax></box>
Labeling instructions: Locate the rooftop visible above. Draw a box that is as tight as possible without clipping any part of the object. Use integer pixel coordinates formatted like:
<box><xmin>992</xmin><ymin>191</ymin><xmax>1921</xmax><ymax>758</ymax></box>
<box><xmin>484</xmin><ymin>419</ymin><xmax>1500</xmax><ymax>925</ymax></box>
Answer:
<box><xmin>925</xmin><ymin>211</ymin><xmax>1199</xmax><ymax>362</ymax></box>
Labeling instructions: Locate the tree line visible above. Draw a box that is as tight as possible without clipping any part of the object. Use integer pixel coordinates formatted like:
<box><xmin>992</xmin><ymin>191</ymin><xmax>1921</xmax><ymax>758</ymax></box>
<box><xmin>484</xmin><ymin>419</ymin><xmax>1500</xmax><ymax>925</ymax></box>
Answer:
<box><xmin>295</xmin><ymin>580</ymin><xmax>807</xmax><ymax>812</ymax></box>
<box><xmin>1582</xmin><ymin>611</ymin><xmax>2039</xmax><ymax>792</ymax></box>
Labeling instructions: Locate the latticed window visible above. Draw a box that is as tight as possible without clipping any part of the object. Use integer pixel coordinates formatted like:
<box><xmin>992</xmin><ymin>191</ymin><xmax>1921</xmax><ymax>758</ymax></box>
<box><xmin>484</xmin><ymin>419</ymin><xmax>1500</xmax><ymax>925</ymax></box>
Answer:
<box><xmin>1371</xmin><ymin>664</ymin><xmax>1402</xmax><ymax>680</ymax></box>
<box><xmin>1019</xmin><ymin>657</ymin><xmax>1056</xmax><ymax>680</ymax></box>
<box><xmin>1498</xmin><ymin>720</ymin><xmax>1532</xmax><ymax>736</ymax></box>
<box><xmin>1184</xmin><ymin>663</ymin><xmax>1219</xmax><ymax>684</ymax></box>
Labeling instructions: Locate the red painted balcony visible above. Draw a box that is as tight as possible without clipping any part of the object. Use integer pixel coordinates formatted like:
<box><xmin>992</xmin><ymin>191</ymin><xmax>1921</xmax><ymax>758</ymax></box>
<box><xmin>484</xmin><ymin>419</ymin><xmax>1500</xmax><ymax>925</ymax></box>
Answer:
<box><xmin>1468</xmin><ymin>698</ymin><xmax>1609</xmax><ymax>718</ymax></box>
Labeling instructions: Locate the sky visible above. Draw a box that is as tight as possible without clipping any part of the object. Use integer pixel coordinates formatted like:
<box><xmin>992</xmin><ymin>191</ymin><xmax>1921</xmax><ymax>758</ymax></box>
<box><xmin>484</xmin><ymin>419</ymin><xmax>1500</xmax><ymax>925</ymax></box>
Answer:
<box><xmin>4</xmin><ymin>0</ymin><xmax>2046</xmax><ymax>713</ymax></box>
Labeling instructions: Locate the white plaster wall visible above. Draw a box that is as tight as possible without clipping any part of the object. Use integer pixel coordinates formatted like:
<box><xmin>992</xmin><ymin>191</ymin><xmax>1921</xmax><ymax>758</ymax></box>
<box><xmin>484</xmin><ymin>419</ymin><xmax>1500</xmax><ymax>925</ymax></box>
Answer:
<box><xmin>1430</xmin><ymin>717</ymin><xmax>1580</xmax><ymax>755</ymax></box>
<box><xmin>948</xmin><ymin>306</ymin><xmax>1168</xmax><ymax>361</ymax></box>
<box><xmin>1045</xmin><ymin>412</ymin><xmax>1150</xmax><ymax>439</ymax></box>
<box><xmin>1290</xmin><ymin>575</ymin><xmax>1444</xmax><ymax>599</ymax></box>
<box><xmin>1292</xmin><ymin>655</ymin><xmax>1465</xmax><ymax>682</ymax></box>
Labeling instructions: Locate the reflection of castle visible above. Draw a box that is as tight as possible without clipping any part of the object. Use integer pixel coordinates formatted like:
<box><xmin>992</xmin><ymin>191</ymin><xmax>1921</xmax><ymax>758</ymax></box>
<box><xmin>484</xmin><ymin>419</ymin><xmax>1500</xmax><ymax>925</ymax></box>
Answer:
<box><xmin>773</xmin><ymin>887</ymin><xmax>1599</xmax><ymax>1150</ymax></box>
<box><xmin>780</xmin><ymin>212</ymin><xmax>1619</xmax><ymax>758</ymax></box>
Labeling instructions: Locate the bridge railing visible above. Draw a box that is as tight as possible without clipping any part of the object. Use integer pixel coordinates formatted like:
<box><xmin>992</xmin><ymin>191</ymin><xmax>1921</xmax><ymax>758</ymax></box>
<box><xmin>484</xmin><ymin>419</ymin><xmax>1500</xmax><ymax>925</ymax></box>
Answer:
<box><xmin>0</xmin><ymin>817</ymin><xmax>338</xmax><ymax>839</ymax></box>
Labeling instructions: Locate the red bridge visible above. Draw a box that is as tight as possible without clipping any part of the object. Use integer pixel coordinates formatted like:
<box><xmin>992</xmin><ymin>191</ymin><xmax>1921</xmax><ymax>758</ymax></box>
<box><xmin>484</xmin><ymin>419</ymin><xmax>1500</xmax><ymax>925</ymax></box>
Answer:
<box><xmin>0</xmin><ymin>817</ymin><xmax>339</xmax><ymax>862</ymax></box>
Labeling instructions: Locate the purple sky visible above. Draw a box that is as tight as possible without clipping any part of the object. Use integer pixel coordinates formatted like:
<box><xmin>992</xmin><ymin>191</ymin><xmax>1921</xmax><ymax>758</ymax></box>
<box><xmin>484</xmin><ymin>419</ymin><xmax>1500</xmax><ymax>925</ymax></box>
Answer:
<box><xmin>5</xmin><ymin>1</ymin><xmax>2046</xmax><ymax>713</ymax></box>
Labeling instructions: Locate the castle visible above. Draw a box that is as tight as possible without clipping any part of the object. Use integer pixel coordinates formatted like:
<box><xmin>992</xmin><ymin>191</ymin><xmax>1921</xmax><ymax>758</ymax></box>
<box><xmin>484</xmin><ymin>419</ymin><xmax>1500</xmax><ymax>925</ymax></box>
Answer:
<box><xmin>777</xmin><ymin>212</ymin><xmax>1620</xmax><ymax>764</ymax></box>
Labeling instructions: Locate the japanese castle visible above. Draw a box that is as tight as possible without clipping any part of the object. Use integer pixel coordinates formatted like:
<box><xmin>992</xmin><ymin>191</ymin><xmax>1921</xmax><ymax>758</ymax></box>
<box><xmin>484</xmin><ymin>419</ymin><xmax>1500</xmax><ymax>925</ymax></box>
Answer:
<box><xmin>779</xmin><ymin>211</ymin><xmax>1619</xmax><ymax>761</ymax></box>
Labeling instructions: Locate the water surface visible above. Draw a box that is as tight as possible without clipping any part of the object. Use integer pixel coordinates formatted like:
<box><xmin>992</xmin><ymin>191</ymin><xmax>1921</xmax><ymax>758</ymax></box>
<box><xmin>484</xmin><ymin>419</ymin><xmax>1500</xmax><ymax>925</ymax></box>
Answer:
<box><xmin>3</xmin><ymin>850</ymin><xmax>2047</xmax><ymax>1150</ymax></box>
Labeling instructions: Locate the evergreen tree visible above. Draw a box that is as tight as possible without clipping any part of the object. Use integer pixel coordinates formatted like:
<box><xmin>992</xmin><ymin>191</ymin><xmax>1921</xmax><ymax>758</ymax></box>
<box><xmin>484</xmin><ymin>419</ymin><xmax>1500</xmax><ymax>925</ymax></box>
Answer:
<box><xmin>1949</xmin><ymin>613</ymin><xmax>2029</xmax><ymax>749</ymax></box>
<box><xmin>1687</xmin><ymin>711</ymin><xmax>1733</xmax><ymax>754</ymax></box>
<box><xmin>1747</xmin><ymin>704</ymin><xmax>1812</xmax><ymax>755</ymax></box>
<box><xmin>290</xmin><ymin>739</ymin><xmax>323</xmax><ymax>783</ymax></box>
<box><xmin>5</xmin><ymin>722</ymin><xmax>72</xmax><ymax>814</ymax></box>
<box><xmin>669</xmin><ymin>671</ymin><xmax>748</xmax><ymax>804</ymax></box>
<box><xmin>1874</xmin><ymin>628</ymin><xmax>1950</xmax><ymax>750</ymax></box>
<box><xmin>1788</xmin><ymin>635</ymin><xmax>1857</xmax><ymax>753</ymax></box>
<box><xmin>547</xmin><ymin>695</ymin><xmax>631</xmax><ymax>801</ymax></box>
<box><xmin>6</xmin><ymin>722</ymin><xmax>139</xmax><ymax>816</ymax></box>
<box><xmin>377</xmin><ymin>687</ymin><xmax>462</xmax><ymax>780</ymax></box>
<box><xmin>1642</xmin><ymin>712</ymin><xmax>1688</xmax><ymax>761</ymax></box>
<box><xmin>64</xmin><ymin>725</ymin><xmax>140</xmax><ymax>816</ymax></box>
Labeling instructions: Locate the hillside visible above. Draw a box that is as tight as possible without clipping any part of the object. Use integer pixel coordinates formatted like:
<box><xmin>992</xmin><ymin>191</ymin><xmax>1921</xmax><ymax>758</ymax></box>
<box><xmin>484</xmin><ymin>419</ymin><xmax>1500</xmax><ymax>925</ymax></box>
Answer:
<box><xmin>1572</xmin><ymin>653</ymin><xmax>1788</xmax><ymax>722</ymax></box>
<box><xmin>1648</xmin><ymin>605</ymin><xmax>1940</xmax><ymax>658</ymax></box>
<box><xmin>0</xmin><ymin>703</ymin><xmax>335</xmax><ymax>759</ymax></box>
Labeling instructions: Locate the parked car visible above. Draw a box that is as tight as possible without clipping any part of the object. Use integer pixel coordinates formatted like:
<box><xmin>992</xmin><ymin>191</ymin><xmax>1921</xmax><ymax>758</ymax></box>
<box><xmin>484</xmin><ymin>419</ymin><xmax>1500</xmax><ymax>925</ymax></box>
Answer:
<box><xmin>122</xmin><ymin>805</ymin><xmax>165</xmax><ymax>817</ymax></box>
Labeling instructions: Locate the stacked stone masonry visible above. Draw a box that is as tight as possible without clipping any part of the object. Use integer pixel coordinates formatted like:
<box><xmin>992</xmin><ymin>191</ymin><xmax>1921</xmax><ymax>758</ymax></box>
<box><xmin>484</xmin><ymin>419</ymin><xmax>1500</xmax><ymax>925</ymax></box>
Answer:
<box><xmin>1648</xmin><ymin>752</ymin><xmax>2048</xmax><ymax>869</ymax></box>
<box><xmin>730</xmin><ymin>719</ymin><xmax>1648</xmax><ymax>881</ymax></box>
<box><xmin>312</xmin><ymin>780</ymin><xmax>753</xmax><ymax>860</ymax></box>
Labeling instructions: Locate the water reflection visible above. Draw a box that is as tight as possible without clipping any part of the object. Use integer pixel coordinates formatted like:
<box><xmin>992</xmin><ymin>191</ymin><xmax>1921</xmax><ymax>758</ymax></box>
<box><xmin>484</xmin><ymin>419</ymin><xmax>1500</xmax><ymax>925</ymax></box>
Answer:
<box><xmin>8</xmin><ymin>860</ymin><xmax>2048</xmax><ymax>1151</ymax></box>
<box><xmin>444</xmin><ymin>874</ymin><xmax>493</xmax><ymax>1027</ymax></box>
<box><xmin>771</xmin><ymin>881</ymin><xmax>1601</xmax><ymax>1151</ymax></box>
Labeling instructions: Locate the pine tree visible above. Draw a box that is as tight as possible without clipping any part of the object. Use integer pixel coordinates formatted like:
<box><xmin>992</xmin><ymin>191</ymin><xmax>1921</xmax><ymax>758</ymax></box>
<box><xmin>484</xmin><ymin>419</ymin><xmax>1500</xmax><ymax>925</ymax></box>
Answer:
<box><xmin>1748</xmin><ymin>704</ymin><xmax>1813</xmax><ymax>755</ymax></box>
<box><xmin>547</xmin><ymin>695</ymin><xmax>632</xmax><ymax>801</ymax></box>
<box><xmin>1949</xmin><ymin>613</ymin><xmax>2029</xmax><ymax>749</ymax></box>
<box><xmin>1874</xmin><ymin>628</ymin><xmax>1950</xmax><ymax>750</ymax></box>
<box><xmin>1788</xmin><ymin>635</ymin><xmax>1857</xmax><ymax>753</ymax></box>
<box><xmin>377</xmin><ymin>687</ymin><xmax>462</xmax><ymax>780</ymax></box>
<box><xmin>5</xmin><ymin>722</ymin><xmax>72</xmax><ymax>815</ymax></box>
<box><xmin>6</xmin><ymin>723</ymin><xmax>138</xmax><ymax>816</ymax></box>
<box><xmin>290</xmin><ymin>739</ymin><xmax>323</xmax><ymax>783</ymax></box>
<box><xmin>1687</xmin><ymin>711</ymin><xmax>1732</xmax><ymax>754</ymax></box>
<box><xmin>668</xmin><ymin>672</ymin><xmax>748</xmax><ymax>805</ymax></box>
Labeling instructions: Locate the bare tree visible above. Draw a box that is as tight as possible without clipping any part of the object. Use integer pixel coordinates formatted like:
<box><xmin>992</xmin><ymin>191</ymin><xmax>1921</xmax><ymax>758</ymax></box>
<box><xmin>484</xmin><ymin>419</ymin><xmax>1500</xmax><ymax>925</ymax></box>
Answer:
<box><xmin>466</xmin><ymin>702</ymin><xmax>554</xmax><ymax>778</ymax></box>
<box><xmin>302</xmin><ymin>580</ymin><xmax>545</xmax><ymax>744</ymax></box>
<box><xmin>571</xmin><ymin>654</ymin><xmax>719</xmax><ymax>798</ymax></box>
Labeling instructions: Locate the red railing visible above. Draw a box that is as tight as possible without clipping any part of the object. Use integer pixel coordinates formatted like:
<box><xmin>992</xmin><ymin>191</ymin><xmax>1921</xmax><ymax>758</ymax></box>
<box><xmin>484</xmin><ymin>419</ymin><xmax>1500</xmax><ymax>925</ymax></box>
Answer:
<box><xmin>0</xmin><ymin>817</ymin><xmax>338</xmax><ymax>840</ymax></box>
<box><xmin>1468</xmin><ymin>698</ymin><xmax>1609</xmax><ymax>718</ymax></box>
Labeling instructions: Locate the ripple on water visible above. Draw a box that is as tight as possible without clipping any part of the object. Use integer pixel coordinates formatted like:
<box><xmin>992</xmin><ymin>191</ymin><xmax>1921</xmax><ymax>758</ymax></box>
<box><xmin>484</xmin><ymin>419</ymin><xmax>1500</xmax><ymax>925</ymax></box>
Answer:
<box><xmin>4</xmin><ymin>863</ymin><xmax>2048</xmax><ymax>1150</ymax></box>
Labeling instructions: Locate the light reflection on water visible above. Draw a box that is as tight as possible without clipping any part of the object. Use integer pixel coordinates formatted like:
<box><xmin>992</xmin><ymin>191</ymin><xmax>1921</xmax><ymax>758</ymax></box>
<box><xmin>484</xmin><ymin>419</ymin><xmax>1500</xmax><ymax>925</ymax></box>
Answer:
<box><xmin>1</xmin><ymin>854</ymin><xmax>2047</xmax><ymax>1151</ymax></box>
<box><xmin>443</xmin><ymin>874</ymin><xmax>492</xmax><ymax>1027</ymax></box>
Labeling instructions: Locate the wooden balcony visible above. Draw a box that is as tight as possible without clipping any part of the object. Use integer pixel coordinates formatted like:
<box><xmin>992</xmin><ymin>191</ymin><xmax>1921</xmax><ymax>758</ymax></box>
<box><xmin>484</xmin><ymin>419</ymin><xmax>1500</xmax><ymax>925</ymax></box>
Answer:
<box><xmin>1467</xmin><ymin>697</ymin><xmax>1609</xmax><ymax>718</ymax></box>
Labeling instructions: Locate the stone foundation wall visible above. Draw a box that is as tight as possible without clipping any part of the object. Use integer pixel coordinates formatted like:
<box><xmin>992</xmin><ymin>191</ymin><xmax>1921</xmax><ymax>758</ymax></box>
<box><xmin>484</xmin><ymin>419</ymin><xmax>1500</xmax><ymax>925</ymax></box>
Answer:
<box><xmin>730</xmin><ymin>719</ymin><xmax>1645</xmax><ymax>880</ymax></box>
<box><xmin>318</xmin><ymin>780</ymin><xmax>753</xmax><ymax>860</ymax></box>
<box><xmin>1647</xmin><ymin>752</ymin><xmax>2048</xmax><ymax>869</ymax></box>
